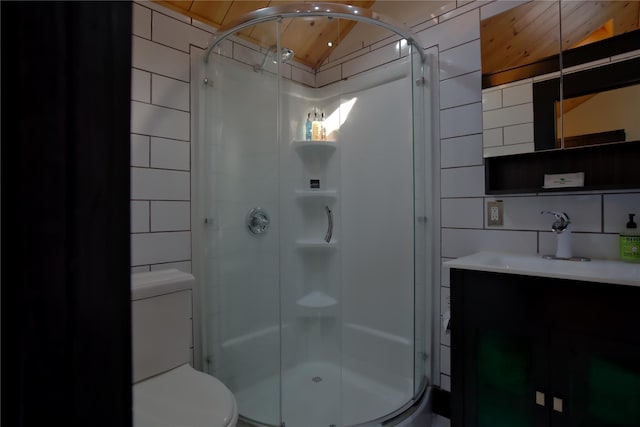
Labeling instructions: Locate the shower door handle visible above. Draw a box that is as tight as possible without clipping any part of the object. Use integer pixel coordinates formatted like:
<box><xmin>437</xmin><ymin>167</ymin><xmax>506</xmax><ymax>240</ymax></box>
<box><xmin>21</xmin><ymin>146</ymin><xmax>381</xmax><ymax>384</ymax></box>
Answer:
<box><xmin>324</xmin><ymin>206</ymin><xmax>333</xmax><ymax>243</ymax></box>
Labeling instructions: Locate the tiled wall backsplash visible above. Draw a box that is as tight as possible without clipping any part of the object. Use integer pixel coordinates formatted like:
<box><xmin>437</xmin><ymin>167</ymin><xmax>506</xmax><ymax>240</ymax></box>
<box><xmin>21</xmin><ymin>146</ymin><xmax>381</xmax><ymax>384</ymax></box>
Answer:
<box><xmin>130</xmin><ymin>0</ymin><xmax>640</xmax><ymax>392</ymax></box>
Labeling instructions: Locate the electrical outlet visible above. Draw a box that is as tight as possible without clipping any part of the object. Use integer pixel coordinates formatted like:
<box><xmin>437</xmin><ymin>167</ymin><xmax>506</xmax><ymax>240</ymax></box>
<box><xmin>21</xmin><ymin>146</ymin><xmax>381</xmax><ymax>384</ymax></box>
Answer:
<box><xmin>487</xmin><ymin>200</ymin><xmax>504</xmax><ymax>226</ymax></box>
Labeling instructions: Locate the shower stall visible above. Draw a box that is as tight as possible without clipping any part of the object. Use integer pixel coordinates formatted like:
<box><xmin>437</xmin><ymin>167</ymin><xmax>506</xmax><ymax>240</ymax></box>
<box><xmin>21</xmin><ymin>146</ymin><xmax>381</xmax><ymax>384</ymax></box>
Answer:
<box><xmin>192</xmin><ymin>4</ymin><xmax>433</xmax><ymax>426</ymax></box>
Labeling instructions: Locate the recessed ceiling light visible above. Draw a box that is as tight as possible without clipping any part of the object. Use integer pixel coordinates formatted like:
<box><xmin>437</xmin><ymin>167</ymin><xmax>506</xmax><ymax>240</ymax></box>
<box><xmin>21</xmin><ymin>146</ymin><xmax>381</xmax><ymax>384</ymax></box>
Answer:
<box><xmin>327</xmin><ymin>42</ymin><xmax>333</xmax><ymax>47</ymax></box>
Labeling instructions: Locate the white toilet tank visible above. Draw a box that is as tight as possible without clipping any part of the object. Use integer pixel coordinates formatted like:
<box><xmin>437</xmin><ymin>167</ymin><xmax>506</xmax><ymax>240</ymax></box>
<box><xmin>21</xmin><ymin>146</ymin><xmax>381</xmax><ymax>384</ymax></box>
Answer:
<box><xmin>131</xmin><ymin>269</ymin><xmax>238</xmax><ymax>427</ymax></box>
<box><xmin>131</xmin><ymin>269</ymin><xmax>195</xmax><ymax>382</ymax></box>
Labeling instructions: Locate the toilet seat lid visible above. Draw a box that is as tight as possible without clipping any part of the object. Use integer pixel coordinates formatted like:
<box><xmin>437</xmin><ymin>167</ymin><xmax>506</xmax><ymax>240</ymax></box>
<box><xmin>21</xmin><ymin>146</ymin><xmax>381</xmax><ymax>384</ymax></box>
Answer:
<box><xmin>134</xmin><ymin>364</ymin><xmax>237</xmax><ymax>427</ymax></box>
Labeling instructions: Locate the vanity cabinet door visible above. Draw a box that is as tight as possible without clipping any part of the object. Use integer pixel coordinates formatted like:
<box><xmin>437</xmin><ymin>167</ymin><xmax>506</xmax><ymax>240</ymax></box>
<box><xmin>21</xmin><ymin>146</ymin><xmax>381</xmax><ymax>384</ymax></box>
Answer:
<box><xmin>452</xmin><ymin>269</ymin><xmax>640</xmax><ymax>427</ymax></box>
<box><xmin>559</xmin><ymin>336</ymin><xmax>640</xmax><ymax>427</ymax></box>
<box><xmin>451</xmin><ymin>269</ymin><xmax>550</xmax><ymax>427</ymax></box>
<box><xmin>546</xmin><ymin>281</ymin><xmax>640</xmax><ymax>427</ymax></box>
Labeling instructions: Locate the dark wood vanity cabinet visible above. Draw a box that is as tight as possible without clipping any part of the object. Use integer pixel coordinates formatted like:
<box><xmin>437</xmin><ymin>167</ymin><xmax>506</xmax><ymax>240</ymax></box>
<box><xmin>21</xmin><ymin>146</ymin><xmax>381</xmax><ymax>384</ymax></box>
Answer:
<box><xmin>451</xmin><ymin>269</ymin><xmax>640</xmax><ymax>427</ymax></box>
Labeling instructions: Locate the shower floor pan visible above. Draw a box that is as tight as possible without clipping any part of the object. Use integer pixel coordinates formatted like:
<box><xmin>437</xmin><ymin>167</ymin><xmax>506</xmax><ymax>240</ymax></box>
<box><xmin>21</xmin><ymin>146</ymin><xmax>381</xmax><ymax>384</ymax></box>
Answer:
<box><xmin>235</xmin><ymin>360</ymin><xmax>412</xmax><ymax>427</ymax></box>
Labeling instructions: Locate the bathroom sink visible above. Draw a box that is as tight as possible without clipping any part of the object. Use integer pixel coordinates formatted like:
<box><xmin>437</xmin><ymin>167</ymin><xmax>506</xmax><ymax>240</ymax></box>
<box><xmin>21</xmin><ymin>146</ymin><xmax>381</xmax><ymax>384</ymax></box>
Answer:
<box><xmin>445</xmin><ymin>251</ymin><xmax>640</xmax><ymax>287</ymax></box>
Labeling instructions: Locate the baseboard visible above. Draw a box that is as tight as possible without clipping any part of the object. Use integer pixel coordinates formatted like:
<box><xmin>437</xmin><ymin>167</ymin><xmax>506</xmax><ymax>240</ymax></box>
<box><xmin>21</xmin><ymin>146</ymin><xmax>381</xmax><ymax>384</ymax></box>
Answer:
<box><xmin>431</xmin><ymin>387</ymin><xmax>450</xmax><ymax>419</ymax></box>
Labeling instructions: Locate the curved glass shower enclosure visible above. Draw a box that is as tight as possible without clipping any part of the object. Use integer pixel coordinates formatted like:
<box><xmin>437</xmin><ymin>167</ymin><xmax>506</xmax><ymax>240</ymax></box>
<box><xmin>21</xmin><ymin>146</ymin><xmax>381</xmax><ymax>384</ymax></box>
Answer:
<box><xmin>194</xmin><ymin>4</ymin><xmax>432</xmax><ymax>426</ymax></box>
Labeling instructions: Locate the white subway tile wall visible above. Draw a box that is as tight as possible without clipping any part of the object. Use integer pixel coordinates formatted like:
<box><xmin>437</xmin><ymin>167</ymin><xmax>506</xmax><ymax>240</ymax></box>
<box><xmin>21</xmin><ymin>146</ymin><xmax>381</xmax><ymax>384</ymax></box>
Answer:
<box><xmin>150</xmin><ymin>137</ymin><xmax>190</xmax><ymax>171</ymax></box>
<box><xmin>130</xmin><ymin>2</ymin><xmax>197</xmax><ymax>272</ymax></box>
<box><xmin>131</xmin><ymin>69</ymin><xmax>151</xmax><ymax>103</ymax></box>
<box><xmin>151</xmin><ymin>74</ymin><xmax>190</xmax><ymax>111</ymax></box>
<box><xmin>131</xmin><ymin>101</ymin><xmax>190</xmax><ymax>140</ymax></box>
<box><xmin>131</xmin><ymin>231</ymin><xmax>191</xmax><ymax>266</ymax></box>
<box><xmin>439</xmin><ymin>71</ymin><xmax>482</xmax><ymax>110</ymax></box>
<box><xmin>440</xmin><ymin>102</ymin><xmax>483</xmax><ymax>139</ymax></box>
<box><xmin>132</xmin><ymin>3</ymin><xmax>151</xmax><ymax>39</ymax></box>
<box><xmin>441</xmin><ymin>198</ymin><xmax>484</xmax><ymax>229</ymax></box>
<box><xmin>150</xmin><ymin>201</ymin><xmax>191</xmax><ymax>232</ymax></box>
<box><xmin>341</xmin><ymin>42</ymin><xmax>400</xmax><ymax>78</ymax></box>
<box><xmin>131</xmin><ymin>1</ymin><xmax>640</xmax><ymax>388</ymax></box>
<box><xmin>131</xmin><ymin>201</ymin><xmax>150</xmax><ymax>233</ymax></box>
<box><xmin>130</xmin><ymin>134</ymin><xmax>150</xmax><ymax>167</ymax></box>
<box><xmin>483</xmin><ymin>102</ymin><xmax>533</xmax><ymax>130</ymax></box>
<box><xmin>131</xmin><ymin>168</ymin><xmax>190</xmax><ymax>200</ymax></box>
<box><xmin>441</xmin><ymin>165</ymin><xmax>485</xmax><ymax>198</ymax></box>
<box><xmin>441</xmin><ymin>134</ymin><xmax>483</xmax><ymax>168</ymax></box>
<box><xmin>439</xmin><ymin>40</ymin><xmax>481</xmax><ymax>81</ymax></box>
<box><xmin>482</xmin><ymin>127</ymin><xmax>503</xmax><ymax>148</ymax></box>
<box><xmin>132</xmin><ymin>36</ymin><xmax>190</xmax><ymax>82</ymax></box>
<box><xmin>152</xmin><ymin>11</ymin><xmax>210</xmax><ymax>52</ymax></box>
<box><xmin>482</xmin><ymin>79</ymin><xmax>534</xmax><ymax>156</ymax></box>
<box><xmin>482</xmin><ymin>140</ymin><xmax>534</xmax><ymax>157</ymax></box>
<box><xmin>604</xmin><ymin>194</ymin><xmax>640</xmax><ymax>233</ymax></box>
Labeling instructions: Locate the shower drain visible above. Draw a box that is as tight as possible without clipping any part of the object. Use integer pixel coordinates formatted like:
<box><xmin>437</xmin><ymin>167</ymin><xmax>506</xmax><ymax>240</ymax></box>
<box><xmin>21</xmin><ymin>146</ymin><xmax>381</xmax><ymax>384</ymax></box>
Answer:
<box><xmin>312</xmin><ymin>376</ymin><xmax>323</xmax><ymax>383</ymax></box>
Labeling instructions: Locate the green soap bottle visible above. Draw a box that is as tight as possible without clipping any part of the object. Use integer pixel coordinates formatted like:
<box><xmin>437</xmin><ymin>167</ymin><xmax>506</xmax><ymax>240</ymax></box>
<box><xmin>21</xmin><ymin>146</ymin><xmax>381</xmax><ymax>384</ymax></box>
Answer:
<box><xmin>620</xmin><ymin>213</ymin><xmax>640</xmax><ymax>262</ymax></box>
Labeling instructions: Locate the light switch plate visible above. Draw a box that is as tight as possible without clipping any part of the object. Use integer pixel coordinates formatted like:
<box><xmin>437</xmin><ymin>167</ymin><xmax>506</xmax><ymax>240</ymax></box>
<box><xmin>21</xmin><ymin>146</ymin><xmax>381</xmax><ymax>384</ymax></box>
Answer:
<box><xmin>487</xmin><ymin>200</ymin><xmax>504</xmax><ymax>226</ymax></box>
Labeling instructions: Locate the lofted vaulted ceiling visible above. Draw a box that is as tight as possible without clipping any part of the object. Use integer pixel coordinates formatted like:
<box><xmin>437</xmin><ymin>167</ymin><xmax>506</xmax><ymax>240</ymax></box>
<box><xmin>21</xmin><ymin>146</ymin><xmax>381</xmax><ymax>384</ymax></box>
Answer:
<box><xmin>154</xmin><ymin>1</ymin><xmax>640</xmax><ymax>73</ymax></box>
<box><xmin>481</xmin><ymin>0</ymin><xmax>640</xmax><ymax>76</ymax></box>
<box><xmin>155</xmin><ymin>1</ymin><xmax>376</xmax><ymax>69</ymax></box>
<box><xmin>153</xmin><ymin>1</ymin><xmax>460</xmax><ymax>69</ymax></box>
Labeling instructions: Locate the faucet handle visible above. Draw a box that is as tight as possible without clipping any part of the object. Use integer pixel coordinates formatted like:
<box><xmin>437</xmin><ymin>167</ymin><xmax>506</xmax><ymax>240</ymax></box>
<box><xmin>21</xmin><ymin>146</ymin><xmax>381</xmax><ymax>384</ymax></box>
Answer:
<box><xmin>541</xmin><ymin>211</ymin><xmax>570</xmax><ymax>233</ymax></box>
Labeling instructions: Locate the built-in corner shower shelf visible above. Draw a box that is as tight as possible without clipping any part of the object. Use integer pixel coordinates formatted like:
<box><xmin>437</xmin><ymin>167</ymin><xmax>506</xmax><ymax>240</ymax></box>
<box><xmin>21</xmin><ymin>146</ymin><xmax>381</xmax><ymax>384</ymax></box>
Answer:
<box><xmin>296</xmin><ymin>291</ymin><xmax>338</xmax><ymax>309</ymax></box>
<box><xmin>295</xmin><ymin>189</ymin><xmax>337</xmax><ymax>202</ymax></box>
<box><xmin>295</xmin><ymin>240</ymin><xmax>338</xmax><ymax>250</ymax></box>
<box><xmin>293</xmin><ymin>140</ymin><xmax>337</xmax><ymax>154</ymax></box>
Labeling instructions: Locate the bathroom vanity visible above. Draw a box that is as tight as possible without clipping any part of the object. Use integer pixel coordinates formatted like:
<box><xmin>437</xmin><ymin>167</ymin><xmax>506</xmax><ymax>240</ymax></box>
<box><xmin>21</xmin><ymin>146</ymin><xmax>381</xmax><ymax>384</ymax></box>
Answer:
<box><xmin>446</xmin><ymin>252</ymin><xmax>640</xmax><ymax>427</ymax></box>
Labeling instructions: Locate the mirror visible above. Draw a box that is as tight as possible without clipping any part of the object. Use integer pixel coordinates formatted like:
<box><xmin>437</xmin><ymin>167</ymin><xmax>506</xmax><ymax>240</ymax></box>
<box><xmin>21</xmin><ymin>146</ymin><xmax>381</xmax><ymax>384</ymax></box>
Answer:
<box><xmin>558</xmin><ymin>0</ymin><xmax>640</xmax><ymax>151</ymax></box>
<box><xmin>481</xmin><ymin>0</ymin><xmax>640</xmax><ymax>158</ymax></box>
<box><xmin>481</xmin><ymin>1</ymin><xmax>561</xmax><ymax>158</ymax></box>
<box><xmin>558</xmin><ymin>76</ymin><xmax>640</xmax><ymax>149</ymax></box>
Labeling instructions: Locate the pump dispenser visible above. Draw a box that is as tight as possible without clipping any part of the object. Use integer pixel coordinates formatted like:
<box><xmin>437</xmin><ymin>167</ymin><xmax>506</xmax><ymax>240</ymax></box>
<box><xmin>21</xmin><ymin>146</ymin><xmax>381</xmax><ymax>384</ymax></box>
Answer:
<box><xmin>620</xmin><ymin>213</ymin><xmax>640</xmax><ymax>262</ymax></box>
<box><xmin>305</xmin><ymin>112</ymin><xmax>312</xmax><ymax>141</ymax></box>
<box><xmin>320</xmin><ymin>112</ymin><xmax>326</xmax><ymax>140</ymax></box>
<box><xmin>312</xmin><ymin>110</ymin><xmax>321</xmax><ymax>140</ymax></box>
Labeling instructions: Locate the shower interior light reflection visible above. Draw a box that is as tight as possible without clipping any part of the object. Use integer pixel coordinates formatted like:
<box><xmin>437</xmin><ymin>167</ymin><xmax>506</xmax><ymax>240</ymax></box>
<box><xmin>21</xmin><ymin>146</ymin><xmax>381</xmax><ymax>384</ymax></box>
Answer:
<box><xmin>323</xmin><ymin>97</ymin><xmax>357</xmax><ymax>137</ymax></box>
<box><xmin>397</xmin><ymin>38</ymin><xmax>407</xmax><ymax>52</ymax></box>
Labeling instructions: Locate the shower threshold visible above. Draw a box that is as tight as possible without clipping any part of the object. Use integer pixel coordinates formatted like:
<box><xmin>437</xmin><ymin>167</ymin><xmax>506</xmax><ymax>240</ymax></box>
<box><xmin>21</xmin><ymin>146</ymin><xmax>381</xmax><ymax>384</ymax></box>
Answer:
<box><xmin>235</xmin><ymin>360</ymin><xmax>412</xmax><ymax>427</ymax></box>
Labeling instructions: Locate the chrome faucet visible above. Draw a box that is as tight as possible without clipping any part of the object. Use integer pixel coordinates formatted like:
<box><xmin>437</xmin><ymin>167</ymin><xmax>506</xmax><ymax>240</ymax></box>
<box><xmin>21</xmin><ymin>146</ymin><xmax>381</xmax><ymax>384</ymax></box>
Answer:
<box><xmin>542</xmin><ymin>211</ymin><xmax>570</xmax><ymax>233</ymax></box>
<box><xmin>540</xmin><ymin>211</ymin><xmax>590</xmax><ymax>261</ymax></box>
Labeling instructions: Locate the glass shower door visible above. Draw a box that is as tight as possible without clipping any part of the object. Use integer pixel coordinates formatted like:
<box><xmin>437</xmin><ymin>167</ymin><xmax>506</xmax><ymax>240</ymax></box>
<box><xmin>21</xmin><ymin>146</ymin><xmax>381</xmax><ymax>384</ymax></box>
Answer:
<box><xmin>201</xmin><ymin>20</ymin><xmax>282</xmax><ymax>427</ymax></box>
<box><xmin>411</xmin><ymin>40</ymin><xmax>430</xmax><ymax>399</ymax></box>
<box><xmin>198</xmin><ymin>10</ymin><xmax>432</xmax><ymax>426</ymax></box>
<box><xmin>278</xmin><ymin>16</ymin><xmax>344</xmax><ymax>427</ymax></box>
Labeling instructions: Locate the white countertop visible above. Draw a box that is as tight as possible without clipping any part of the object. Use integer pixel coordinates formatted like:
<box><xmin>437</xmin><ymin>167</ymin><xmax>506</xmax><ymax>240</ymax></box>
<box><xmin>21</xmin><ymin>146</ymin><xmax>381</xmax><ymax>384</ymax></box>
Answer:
<box><xmin>444</xmin><ymin>251</ymin><xmax>640</xmax><ymax>287</ymax></box>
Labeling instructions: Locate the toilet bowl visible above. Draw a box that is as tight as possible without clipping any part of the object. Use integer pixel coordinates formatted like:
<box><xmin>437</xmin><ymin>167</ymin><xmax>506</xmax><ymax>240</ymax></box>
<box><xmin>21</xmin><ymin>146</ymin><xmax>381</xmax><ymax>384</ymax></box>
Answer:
<box><xmin>134</xmin><ymin>364</ymin><xmax>238</xmax><ymax>427</ymax></box>
<box><xmin>132</xmin><ymin>269</ymin><xmax>238</xmax><ymax>427</ymax></box>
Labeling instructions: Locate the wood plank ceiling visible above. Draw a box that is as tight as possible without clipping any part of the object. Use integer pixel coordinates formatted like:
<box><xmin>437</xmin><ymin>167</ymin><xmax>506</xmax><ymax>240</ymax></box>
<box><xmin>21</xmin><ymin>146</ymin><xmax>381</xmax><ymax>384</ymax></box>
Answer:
<box><xmin>155</xmin><ymin>1</ymin><xmax>375</xmax><ymax>69</ymax></box>
<box><xmin>481</xmin><ymin>0</ymin><xmax>640</xmax><ymax>75</ymax></box>
<box><xmin>155</xmin><ymin>1</ymin><xmax>639</xmax><ymax>73</ymax></box>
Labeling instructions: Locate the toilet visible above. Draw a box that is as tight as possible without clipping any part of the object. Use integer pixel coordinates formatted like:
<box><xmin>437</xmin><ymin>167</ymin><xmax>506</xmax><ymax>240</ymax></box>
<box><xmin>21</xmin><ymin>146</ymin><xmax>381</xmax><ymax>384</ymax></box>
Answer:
<box><xmin>132</xmin><ymin>269</ymin><xmax>238</xmax><ymax>427</ymax></box>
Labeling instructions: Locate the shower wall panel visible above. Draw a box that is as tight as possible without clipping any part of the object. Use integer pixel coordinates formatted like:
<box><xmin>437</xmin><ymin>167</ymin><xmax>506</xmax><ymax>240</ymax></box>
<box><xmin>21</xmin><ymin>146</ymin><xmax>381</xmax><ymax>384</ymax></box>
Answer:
<box><xmin>339</xmin><ymin>74</ymin><xmax>415</xmax><ymax>417</ymax></box>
